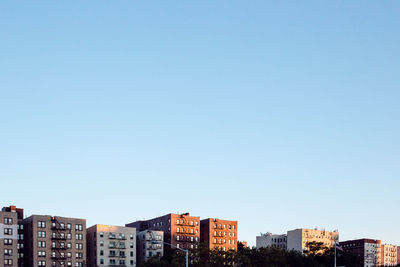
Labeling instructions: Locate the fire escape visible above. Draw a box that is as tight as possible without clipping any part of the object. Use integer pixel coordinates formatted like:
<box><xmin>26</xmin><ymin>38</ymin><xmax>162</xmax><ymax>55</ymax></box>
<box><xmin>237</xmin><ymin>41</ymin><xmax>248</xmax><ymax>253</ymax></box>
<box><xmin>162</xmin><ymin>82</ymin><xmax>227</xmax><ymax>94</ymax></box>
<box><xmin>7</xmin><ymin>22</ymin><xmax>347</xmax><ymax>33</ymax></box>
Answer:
<box><xmin>109</xmin><ymin>231</ymin><xmax>127</xmax><ymax>266</ymax></box>
<box><xmin>51</xmin><ymin>217</ymin><xmax>69</xmax><ymax>267</ymax></box>
<box><xmin>177</xmin><ymin>219</ymin><xmax>197</xmax><ymax>249</ymax></box>
<box><xmin>146</xmin><ymin>231</ymin><xmax>162</xmax><ymax>259</ymax></box>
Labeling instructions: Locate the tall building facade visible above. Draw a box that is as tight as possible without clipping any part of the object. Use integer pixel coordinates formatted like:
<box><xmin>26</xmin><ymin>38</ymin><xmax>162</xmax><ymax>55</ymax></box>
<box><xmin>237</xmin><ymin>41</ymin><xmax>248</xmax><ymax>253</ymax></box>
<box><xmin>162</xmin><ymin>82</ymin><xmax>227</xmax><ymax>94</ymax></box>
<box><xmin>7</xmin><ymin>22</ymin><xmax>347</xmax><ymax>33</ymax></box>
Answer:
<box><xmin>200</xmin><ymin>218</ymin><xmax>238</xmax><ymax>251</ymax></box>
<box><xmin>380</xmin><ymin>244</ymin><xmax>397</xmax><ymax>266</ymax></box>
<box><xmin>136</xmin><ymin>230</ymin><xmax>163</xmax><ymax>264</ymax></box>
<box><xmin>2</xmin><ymin>206</ymin><xmax>24</xmax><ymax>267</ymax></box>
<box><xmin>339</xmin><ymin>238</ymin><xmax>381</xmax><ymax>267</ymax></box>
<box><xmin>126</xmin><ymin>213</ymin><xmax>200</xmax><ymax>250</ymax></box>
<box><xmin>287</xmin><ymin>228</ymin><xmax>339</xmax><ymax>254</ymax></box>
<box><xmin>256</xmin><ymin>233</ymin><xmax>287</xmax><ymax>250</ymax></box>
<box><xmin>86</xmin><ymin>224</ymin><xmax>137</xmax><ymax>267</ymax></box>
<box><xmin>23</xmin><ymin>215</ymin><xmax>86</xmax><ymax>267</ymax></box>
<box><xmin>0</xmin><ymin>210</ymin><xmax>18</xmax><ymax>267</ymax></box>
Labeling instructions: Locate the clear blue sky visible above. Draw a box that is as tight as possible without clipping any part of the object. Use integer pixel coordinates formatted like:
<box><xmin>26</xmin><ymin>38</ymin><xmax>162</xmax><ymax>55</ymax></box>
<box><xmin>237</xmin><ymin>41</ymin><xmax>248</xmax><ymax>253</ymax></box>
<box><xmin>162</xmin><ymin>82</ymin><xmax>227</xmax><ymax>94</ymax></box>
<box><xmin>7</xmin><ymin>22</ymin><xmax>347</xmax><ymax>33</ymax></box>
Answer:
<box><xmin>1</xmin><ymin>1</ymin><xmax>399</xmax><ymax>246</ymax></box>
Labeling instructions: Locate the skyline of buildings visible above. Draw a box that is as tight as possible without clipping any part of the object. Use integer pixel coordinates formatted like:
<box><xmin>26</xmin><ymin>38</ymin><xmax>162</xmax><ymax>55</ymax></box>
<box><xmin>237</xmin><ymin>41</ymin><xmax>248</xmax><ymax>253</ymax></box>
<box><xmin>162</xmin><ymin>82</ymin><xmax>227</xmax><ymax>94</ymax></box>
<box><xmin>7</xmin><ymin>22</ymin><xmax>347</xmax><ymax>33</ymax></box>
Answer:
<box><xmin>1</xmin><ymin>204</ymin><xmax>399</xmax><ymax>267</ymax></box>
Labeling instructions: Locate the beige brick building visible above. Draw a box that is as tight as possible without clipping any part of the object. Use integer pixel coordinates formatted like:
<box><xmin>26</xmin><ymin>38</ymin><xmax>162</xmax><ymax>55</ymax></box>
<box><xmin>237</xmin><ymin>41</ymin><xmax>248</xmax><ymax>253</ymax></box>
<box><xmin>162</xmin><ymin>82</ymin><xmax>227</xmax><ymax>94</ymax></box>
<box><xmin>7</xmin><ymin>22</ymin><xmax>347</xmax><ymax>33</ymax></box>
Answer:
<box><xmin>87</xmin><ymin>224</ymin><xmax>137</xmax><ymax>267</ymax></box>
<box><xmin>1</xmin><ymin>210</ymin><xmax>18</xmax><ymax>267</ymax></box>
<box><xmin>23</xmin><ymin>215</ymin><xmax>86</xmax><ymax>267</ymax></box>
<box><xmin>287</xmin><ymin>228</ymin><xmax>339</xmax><ymax>254</ymax></box>
<box><xmin>256</xmin><ymin>233</ymin><xmax>287</xmax><ymax>250</ymax></box>
<box><xmin>380</xmin><ymin>244</ymin><xmax>397</xmax><ymax>266</ymax></box>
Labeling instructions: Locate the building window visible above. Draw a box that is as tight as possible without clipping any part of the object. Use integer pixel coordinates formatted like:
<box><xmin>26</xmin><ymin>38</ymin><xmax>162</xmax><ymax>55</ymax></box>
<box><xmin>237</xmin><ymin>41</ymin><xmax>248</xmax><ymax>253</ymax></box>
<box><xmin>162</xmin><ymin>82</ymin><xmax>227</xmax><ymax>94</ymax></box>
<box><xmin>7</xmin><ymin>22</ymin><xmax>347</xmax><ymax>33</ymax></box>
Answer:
<box><xmin>4</xmin><ymin>228</ymin><xmax>13</xmax><ymax>235</ymax></box>
<box><xmin>4</xmin><ymin>239</ymin><xmax>13</xmax><ymax>245</ymax></box>
<box><xmin>4</xmin><ymin>249</ymin><xmax>13</xmax><ymax>256</ymax></box>
<box><xmin>38</xmin><ymin>221</ymin><xmax>46</xmax><ymax>228</ymax></box>
<box><xmin>38</xmin><ymin>251</ymin><xmax>46</xmax><ymax>257</ymax></box>
<box><xmin>38</xmin><ymin>231</ymin><xmax>46</xmax><ymax>238</ymax></box>
<box><xmin>4</xmin><ymin>218</ymin><xmax>13</xmax><ymax>225</ymax></box>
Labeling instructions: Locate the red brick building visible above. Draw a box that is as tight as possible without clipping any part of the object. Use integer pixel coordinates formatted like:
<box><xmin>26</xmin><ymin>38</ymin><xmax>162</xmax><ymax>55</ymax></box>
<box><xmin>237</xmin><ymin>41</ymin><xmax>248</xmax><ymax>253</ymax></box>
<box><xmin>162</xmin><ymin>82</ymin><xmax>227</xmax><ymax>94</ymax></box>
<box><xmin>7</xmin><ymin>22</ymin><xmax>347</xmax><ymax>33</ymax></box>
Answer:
<box><xmin>126</xmin><ymin>213</ymin><xmax>200</xmax><ymax>250</ymax></box>
<box><xmin>200</xmin><ymin>218</ymin><xmax>237</xmax><ymax>251</ymax></box>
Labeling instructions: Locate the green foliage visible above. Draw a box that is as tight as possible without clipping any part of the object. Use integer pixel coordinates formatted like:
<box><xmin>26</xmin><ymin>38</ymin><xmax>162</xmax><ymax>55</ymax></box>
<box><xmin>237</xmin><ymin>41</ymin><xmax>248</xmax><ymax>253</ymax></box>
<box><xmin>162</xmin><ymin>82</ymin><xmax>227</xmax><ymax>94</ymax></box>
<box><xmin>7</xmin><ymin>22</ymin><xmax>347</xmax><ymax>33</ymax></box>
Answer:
<box><xmin>138</xmin><ymin>242</ymin><xmax>363</xmax><ymax>267</ymax></box>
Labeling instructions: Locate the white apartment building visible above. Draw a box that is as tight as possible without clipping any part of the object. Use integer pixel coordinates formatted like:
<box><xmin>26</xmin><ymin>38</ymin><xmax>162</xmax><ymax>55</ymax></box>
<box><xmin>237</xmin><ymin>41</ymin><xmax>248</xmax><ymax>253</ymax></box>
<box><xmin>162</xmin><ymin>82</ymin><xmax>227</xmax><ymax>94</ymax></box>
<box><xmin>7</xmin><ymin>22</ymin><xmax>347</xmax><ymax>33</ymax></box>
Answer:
<box><xmin>87</xmin><ymin>224</ymin><xmax>136</xmax><ymax>267</ymax></box>
<box><xmin>287</xmin><ymin>228</ymin><xmax>339</xmax><ymax>254</ymax></box>
<box><xmin>256</xmin><ymin>233</ymin><xmax>287</xmax><ymax>250</ymax></box>
<box><xmin>136</xmin><ymin>230</ymin><xmax>163</xmax><ymax>264</ymax></box>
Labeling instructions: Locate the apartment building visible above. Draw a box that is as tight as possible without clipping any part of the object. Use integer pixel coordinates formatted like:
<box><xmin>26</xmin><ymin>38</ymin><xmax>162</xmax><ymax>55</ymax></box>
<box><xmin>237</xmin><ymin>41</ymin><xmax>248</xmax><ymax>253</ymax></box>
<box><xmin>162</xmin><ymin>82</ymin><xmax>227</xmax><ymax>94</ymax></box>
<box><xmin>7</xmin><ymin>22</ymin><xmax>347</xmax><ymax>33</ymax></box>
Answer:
<box><xmin>1</xmin><ymin>210</ymin><xmax>18</xmax><ymax>267</ymax></box>
<box><xmin>2</xmin><ymin>206</ymin><xmax>24</xmax><ymax>267</ymax></box>
<box><xmin>256</xmin><ymin>233</ymin><xmax>287</xmax><ymax>250</ymax></box>
<box><xmin>87</xmin><ymin>224</ymin><xmax>136</xmax><ymax>267</ymax></box>
<box><xmin>339</xmin><ymin>239</ymin><xmax>381</xmax><ymax>267</ymax></box>
<box><xmin>136</xmin><ymin>230</ymin><xmax>163</xmax><ymax>264</ymax></box>
<box><xmin>397</xmin><ymin>246</ymin><xmax>400</xmax><ymax>265</ymax></box>
<box><xmin>23</xmin><ymin>215</ymin><xmax>86</xmax><ymax>267</ymax></box>
<box><xmin>287</xmin><ymin>228</ymin><xmax>339</xmax><ymax>254</ymax></box>
<box><xmin>126</xmin><ymin>213</ymin><xmax>200</xmax><ymax>250</ymax></box>
<box><xmin>381</xmin><ymin>244</ymin><xmax>397</xmax><ymax>266</ymax></box>
<box><xmin>200</xmin><ymin>218</ymin><xmax>238</xmax><ymax>251</ymax></box>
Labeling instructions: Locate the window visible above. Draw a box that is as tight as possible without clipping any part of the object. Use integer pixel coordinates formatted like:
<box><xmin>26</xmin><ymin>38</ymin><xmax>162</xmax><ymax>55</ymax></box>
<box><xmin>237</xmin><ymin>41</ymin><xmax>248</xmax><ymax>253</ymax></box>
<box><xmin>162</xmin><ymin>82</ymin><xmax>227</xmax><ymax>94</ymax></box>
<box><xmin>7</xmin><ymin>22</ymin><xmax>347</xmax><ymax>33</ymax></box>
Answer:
<box><xmin>4</xmin><ymin>249</ymin><xmax>13</xmax><ymax>256</ymax></box>
<box><xmin>38</xmin><ymin>261</ymin><xmax>46</xmax><ymax>266</ymax></box>
<box><xmin>177</xmin><ymin>227</ymin><xmax>180</xmax><ymax>233</ymax></box>
<box><xmin>130</xmin><ymin>234</ymin><xmax>133</xmax><ymax>240</ymax></box>
<box><xmin>4</xmin><ymin>239</ymin><xmax>13</xmax><ymax>245</ymax></box>
<box><xmin>75</xmin><ymin>224</ymin><xmax>83</xmax><ymax>231</ymax></box>
<box><xmin>99</xmin><ymin>232</ymin><xmax>104</xmax><ymax>238</ymax></box>
<box><xmin>38</xmin><ymin>231</ymin><xmax>46</xmax><ymax>238</ymax></box>
<box><xmin>4</xmin><ymin>218</ymin><xmax>13</xmax><ymax>225</ymax></box>
<box><xmin>4</xmin><ymin>228</ymin><xmax>13</xmax><ymax>235</ymax></box>
<box><xmin>5</xmin><ymin>260</ymin><xmax>13</xmax><ymax>266</ymax></box>
<box><xmin>38</xmin><ymin>221</ymin><xmax>46</xmax><ymax>228</ymax></box>
<box><xmin>100</xmin><ymin>241</ymin><xmax>104</xmax><ymax>247</ymax></box>
<box><xmin>100</xmin><ymin>259</ymin><xmax>104</xmax><ymax>264</ymax></box>
<box><xmin>38</xmin><ymin>251</ymin><xmax>46</xmax><ymax>257</ymax></box>
<box><xmin>38</xmin><ymin>241</ymin><xmax>46</xmax><ymax>248</ymax></box>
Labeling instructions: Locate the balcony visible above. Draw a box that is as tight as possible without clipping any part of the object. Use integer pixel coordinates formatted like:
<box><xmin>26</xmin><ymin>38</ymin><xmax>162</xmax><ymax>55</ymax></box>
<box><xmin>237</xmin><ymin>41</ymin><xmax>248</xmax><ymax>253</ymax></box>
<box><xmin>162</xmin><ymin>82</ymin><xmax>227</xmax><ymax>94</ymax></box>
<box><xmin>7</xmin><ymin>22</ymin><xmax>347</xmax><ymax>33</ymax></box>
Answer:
<box><xmin>52</xmin><ymin>247</ymin><xmax>67</xmax><ymax>250</ymax></box>
<box><xmin>176</xmin><ymin>222</ymin><xmax>196</xmax><ymax>227</ymax></box>
<box><xmin>51</xmin><ymin>236</ymin><xmax>67</xmax><ymax>240</ymax></box>
<box><xmin>51</xmin><ymin>255</ymin><xmax>67</xmax><ymax>259</ymax></box>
